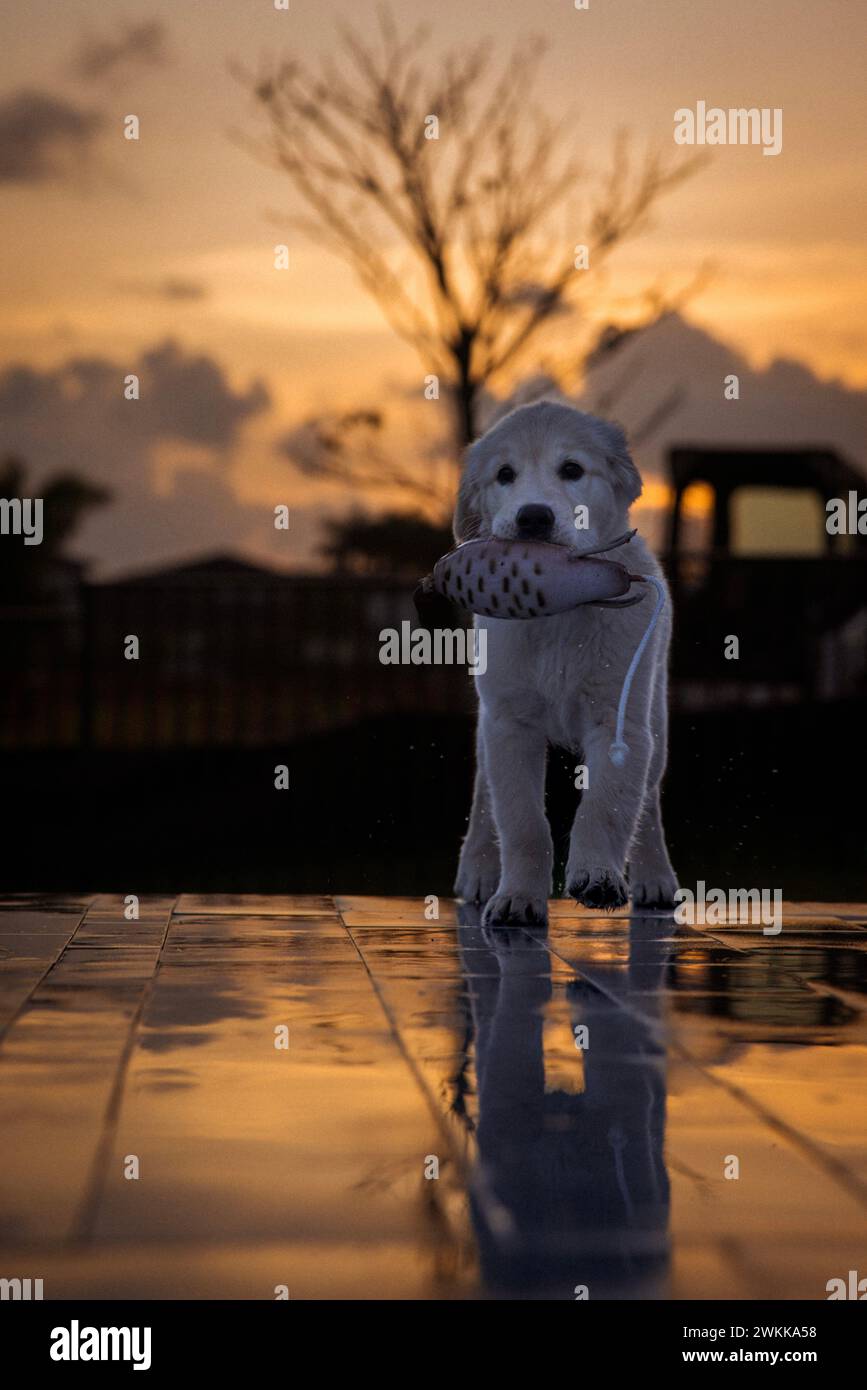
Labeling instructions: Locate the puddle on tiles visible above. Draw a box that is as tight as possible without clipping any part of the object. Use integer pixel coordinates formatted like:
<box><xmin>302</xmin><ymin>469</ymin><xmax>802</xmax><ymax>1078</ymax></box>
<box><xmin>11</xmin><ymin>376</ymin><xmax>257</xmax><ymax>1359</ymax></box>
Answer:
<box><xmin>377</xmin><ymin>907</ymin><xmax>867</xmax><ymax>1298</ymax></box>
<box><xmin>6</xmin><ymin>899</ymin><xmax>867</xmax><ymax>1299</ymax></box>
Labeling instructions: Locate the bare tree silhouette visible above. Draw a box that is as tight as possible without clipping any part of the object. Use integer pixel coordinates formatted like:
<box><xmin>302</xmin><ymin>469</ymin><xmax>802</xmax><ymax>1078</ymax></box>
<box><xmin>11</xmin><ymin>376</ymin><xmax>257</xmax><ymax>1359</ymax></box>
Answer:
<box><xmin>319</xmin><ymin>508</ymin><xmax>454</xmax><ymax>577</ymax></box>
<box><xmin>237</xmin><ymin>8</ymin><xmax>703</xmax><ymax>515</ymax></box>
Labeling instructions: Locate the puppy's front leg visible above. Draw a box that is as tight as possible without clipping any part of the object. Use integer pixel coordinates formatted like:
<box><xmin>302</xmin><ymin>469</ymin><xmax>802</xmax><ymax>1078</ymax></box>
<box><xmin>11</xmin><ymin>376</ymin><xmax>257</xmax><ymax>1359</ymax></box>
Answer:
<box><xmin>566</xmin><ymin>722</ymin><xmax>651</xmax><ymax>911</ymax></box>
<box><xmin>480</xmin><ymin>707</ymin><xmax>553</xmax><ymax>926</ymax></box>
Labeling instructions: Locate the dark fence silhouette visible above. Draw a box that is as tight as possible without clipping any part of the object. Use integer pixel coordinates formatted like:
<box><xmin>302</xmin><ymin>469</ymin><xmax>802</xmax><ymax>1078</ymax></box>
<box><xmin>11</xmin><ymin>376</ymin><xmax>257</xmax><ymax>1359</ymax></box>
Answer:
<box><xmin>1</xmin><ymin>548</ymin><xmax>866</xmax><ymax>748</ymax></box>
<box><xmin>0</xmin><ymin>562</ymin><xmax>476</xmax><ymax>749</ymax></box>
<box><xmin>668</xmin><ymin>552</ymin><xmax>867</xmax><ymax>707</ymax></box>
<box><xmin>1</xmin><ymin>556</ymin><xmax>865</xmax><ymax>896</ymax></box>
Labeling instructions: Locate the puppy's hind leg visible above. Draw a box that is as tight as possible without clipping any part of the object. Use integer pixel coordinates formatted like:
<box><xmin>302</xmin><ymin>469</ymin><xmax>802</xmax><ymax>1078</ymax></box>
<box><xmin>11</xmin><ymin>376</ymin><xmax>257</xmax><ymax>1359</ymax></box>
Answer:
<box><xmin>628</xmin><ymin>682</ymin><xmax>678</xmax><ymax>909</ymax></box>
<box><xmin>454</xmin><ymin>721</ymin><xmax>500</xmax><ymax>904</ymax></box>
<box><xmin>628</xmin><ymin>783</ymin><xmax>678</xmax><ymax>910</ymax></box>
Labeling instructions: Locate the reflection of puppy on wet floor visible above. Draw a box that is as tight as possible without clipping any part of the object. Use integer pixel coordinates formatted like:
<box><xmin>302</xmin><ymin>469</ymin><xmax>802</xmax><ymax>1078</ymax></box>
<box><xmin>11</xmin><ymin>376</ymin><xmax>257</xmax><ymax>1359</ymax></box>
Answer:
<box><xmin>456</xmin><ymin>905</ymin><xmax>671</xmax><ymax>1299</ymax></box>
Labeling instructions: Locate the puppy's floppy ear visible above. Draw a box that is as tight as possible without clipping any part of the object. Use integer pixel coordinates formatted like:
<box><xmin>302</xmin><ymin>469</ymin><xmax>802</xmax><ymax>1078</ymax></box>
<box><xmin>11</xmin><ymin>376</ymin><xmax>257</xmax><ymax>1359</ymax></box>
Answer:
<box><xmin>600</xmin><ymin>420</ymin><xmax>643</xmax><ymax>505</ymax></box>
<box><xmin>453</xmin><ymin>442</ymin><xmax>483</xmax><ymax>542</ymax></box>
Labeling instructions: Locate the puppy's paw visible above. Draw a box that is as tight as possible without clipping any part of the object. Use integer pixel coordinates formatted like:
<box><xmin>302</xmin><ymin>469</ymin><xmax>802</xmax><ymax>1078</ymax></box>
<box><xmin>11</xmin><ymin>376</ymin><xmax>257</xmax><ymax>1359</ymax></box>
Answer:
<box><xmin>482</xmin><ymin>891</ymin><xmax>548</xmax><ymax>927</ymax></box>
<box><xmin>631</xmin><ymin>871</ymin><xmax>679</xmax><ymax>911</ymax></box>
<box><xmin>454</xmin><ymin>851</ymin><xmax>500</xmax><ymax>904</ymax></box>
<box><xmin>568</xmin><ymin>866</ymin><xmax>629</xmax><ymax>912</ymax></box>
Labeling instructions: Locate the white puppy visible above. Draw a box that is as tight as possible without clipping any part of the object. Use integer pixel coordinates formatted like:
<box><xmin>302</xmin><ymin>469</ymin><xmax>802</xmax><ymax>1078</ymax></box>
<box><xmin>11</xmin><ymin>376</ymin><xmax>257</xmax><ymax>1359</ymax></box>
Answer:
<box><xmin>453</xmin><ymin>400</ymin><xmax>678</xmax><ymax>926</ymax></box>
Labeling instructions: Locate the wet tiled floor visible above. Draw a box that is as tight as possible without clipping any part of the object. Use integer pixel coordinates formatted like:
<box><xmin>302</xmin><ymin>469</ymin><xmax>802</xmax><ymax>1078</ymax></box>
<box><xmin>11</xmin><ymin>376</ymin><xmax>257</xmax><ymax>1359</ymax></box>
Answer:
<box><xmin>1</xmin><ymin>894</ymin><xmax>866</xmax><ymax>1299</ymax></box>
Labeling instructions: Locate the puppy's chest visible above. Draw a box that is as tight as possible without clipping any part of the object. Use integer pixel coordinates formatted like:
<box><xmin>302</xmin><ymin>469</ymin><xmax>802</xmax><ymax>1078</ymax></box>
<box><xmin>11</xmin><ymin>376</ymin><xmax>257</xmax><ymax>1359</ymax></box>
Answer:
<box><xmin>487</xmin><ymin>612</ymin><xmax>623</xmax><ymax>745</ymax></box>
<box><xmin>538</xmin><ymin>640</ymin><xmax>618</xmax><ymax>745</ymax></box>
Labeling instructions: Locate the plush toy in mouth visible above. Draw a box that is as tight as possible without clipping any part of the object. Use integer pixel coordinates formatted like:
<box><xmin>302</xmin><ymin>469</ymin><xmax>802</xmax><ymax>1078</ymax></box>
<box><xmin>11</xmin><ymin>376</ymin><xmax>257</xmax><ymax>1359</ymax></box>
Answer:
<box><xmin>415</xmin><ymin>529</ymin><xmax>666</xmax><ymax>767</ymax></box>
<box><xmin>428</xmin><ymin>531</ymin><xmax>646</xmax><ymax>618</ymax></box>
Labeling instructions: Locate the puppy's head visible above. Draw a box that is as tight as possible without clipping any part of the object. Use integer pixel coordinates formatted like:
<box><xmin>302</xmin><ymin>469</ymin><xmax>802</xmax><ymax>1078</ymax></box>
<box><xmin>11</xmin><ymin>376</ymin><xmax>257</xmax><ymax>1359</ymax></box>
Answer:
<box><xmin>454</xmin><ymin>400</ymin><xmax>642</xmax><ymax>551</ymax></box>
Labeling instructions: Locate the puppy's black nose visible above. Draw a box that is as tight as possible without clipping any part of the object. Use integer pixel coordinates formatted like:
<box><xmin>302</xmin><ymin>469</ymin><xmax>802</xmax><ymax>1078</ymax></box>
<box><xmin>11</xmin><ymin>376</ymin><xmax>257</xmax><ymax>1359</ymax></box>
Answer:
<box><xmin>516</xmin><ymin>503</ymin><xmax>555</xmax><ymax>539</ymax></box>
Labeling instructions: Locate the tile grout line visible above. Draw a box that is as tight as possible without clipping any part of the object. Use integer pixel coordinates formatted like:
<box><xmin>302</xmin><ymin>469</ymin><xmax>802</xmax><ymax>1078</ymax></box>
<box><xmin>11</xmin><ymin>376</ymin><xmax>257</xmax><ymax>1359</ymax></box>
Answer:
<box><xmin>66</xmin><ymin>895</ymin><xmax>180</xmax><ymax>1250</ymax></box>
<box><xmin>0</xmin><ymin>895</ymin><xmax>97</xmax><ymax>1049</ymax></box>
<box><xmin>672</xmin><ymin>1051</ymin><xmax>867</xmax><ymax>1210</ymax></box>
<box><xmin>336</xmin><ymin>901</ymin><xmax>475</xmax><ymax>1187</ymax></box>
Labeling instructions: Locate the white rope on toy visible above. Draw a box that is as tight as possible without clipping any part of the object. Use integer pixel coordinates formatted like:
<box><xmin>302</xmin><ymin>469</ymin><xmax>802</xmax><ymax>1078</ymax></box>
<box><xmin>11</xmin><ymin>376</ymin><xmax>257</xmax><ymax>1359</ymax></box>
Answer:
<box><xmin>608</xmin><ymin>575</ymin><xmax>667</xmax><ymax>767</ymax></box>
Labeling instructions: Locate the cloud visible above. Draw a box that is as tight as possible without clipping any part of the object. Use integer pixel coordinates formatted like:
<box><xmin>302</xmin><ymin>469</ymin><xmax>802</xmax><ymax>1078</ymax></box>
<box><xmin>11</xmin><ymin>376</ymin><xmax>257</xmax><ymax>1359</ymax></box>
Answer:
<box><xmin>74</xmin><ymin>20</ymin><xmax>170</xmax><ymax>82</ymax></box>
<box><xmin>550</xmin><ymin>311</ymin><xmax>867</xmax><ymax>550</ymax></box>
<box><xmin>0</xmin><ymin>90</ymin><xmax>103</xmax><ymax>184</ymax></box>
<box><xmin>0</xmin><ymin>341</ymin><xmax>272</xmax><ymax>575</ymax></box>
<box><xmin>0</xmin><ymin>339</ymin><xmax>269</xmax><ymax>472</ymax></box>
<box><xmin>155</xmin><ymin>279</ymin><xmax>209</xmax><ymax>302</ymax></box>
<box><xmin>134</xmin><ymin>341</ymin><xmax>269</xmax><ymax>448</ymax></box>
<box><xmin>121</xmin><ymin>277</ymin><xmax>211</xmax><ymax>303</ymax></box>
<box><xmin>575</xmin><ymin>312</ymin><xmax>867</xmax><ymax>482</ymax></box>
<box><xmin>7</xmin><ymin>316</ymin><xmax>867</xmax><ymax>578</ymax></box>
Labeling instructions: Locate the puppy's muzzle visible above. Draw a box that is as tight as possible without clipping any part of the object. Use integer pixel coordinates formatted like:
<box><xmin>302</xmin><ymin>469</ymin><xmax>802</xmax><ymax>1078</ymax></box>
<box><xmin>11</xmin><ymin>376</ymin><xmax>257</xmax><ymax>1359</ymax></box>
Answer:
<box><xmin>515</xmin><ymin>503</ymin><xmax>555</xmax><ymax>540</ymax></box>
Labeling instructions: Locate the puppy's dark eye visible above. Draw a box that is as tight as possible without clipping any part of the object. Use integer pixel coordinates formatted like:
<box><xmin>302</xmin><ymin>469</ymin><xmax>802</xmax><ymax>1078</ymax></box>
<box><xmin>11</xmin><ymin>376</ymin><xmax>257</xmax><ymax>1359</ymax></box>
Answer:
<box><xmin>496</xmin><ymin>464</ymin><xmax>516</xmax><ymax>484</ymax></box>
<box><xmin>559</xmin><ymin>459</ymin><xmax>584</xmax><ymax>481</ymax></box>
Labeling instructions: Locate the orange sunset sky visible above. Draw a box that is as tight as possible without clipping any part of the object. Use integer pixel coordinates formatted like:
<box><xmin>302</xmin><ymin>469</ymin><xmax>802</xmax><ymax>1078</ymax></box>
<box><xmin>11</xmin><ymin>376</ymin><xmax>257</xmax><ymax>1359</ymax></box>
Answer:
<box><xmin>1</xmin><ymin>0</ymin><xmax>865</xmax><ymax>575</ymax></box>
